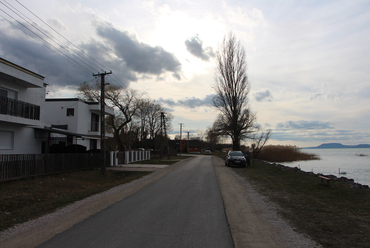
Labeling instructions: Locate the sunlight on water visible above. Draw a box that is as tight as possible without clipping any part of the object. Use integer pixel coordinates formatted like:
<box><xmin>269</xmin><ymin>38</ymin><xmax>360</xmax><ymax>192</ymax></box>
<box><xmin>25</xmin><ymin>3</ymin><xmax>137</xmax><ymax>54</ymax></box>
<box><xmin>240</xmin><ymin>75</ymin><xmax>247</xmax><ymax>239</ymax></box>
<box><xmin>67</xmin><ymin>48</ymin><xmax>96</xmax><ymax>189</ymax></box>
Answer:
<box><xmin>282</xmin><ymin>148</ymin><xmax>370</xmax><ymax>186</ymax></box>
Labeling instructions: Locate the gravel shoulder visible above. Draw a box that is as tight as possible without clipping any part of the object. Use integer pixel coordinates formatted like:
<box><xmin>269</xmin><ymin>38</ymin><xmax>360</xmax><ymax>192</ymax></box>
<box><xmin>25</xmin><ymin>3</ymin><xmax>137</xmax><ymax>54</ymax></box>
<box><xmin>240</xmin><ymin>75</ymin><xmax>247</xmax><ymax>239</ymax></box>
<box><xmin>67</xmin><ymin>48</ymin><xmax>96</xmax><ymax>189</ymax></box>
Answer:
<box><xmin>1</xmin><ymin>156</ymin><xmax>320</xmax><ymax>248</ymax></box>
<box><xmin>213</xmin><ymin>156</ymin><xmax>321</xmax><ymax>248</ymax></box>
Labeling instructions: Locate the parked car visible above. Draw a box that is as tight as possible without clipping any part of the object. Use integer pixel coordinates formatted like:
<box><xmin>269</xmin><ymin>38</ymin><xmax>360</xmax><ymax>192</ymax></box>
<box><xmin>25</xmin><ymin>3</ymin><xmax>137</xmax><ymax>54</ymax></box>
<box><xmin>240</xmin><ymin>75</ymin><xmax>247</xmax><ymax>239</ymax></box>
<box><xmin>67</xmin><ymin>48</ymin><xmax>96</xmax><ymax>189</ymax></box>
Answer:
<box><xmin>225</xmin><ymin>151</ymin><xmax>246</xmax><ymax>167</ymax></box>
<box><xmin>204</xmin><ymin>150</ymin><xmax>211</xmax><ymax>155</ymax></box>
<box><xmin>242</xmin><ymin>151</ymin><xmax>251</xmax><ymax>166</ymax></box>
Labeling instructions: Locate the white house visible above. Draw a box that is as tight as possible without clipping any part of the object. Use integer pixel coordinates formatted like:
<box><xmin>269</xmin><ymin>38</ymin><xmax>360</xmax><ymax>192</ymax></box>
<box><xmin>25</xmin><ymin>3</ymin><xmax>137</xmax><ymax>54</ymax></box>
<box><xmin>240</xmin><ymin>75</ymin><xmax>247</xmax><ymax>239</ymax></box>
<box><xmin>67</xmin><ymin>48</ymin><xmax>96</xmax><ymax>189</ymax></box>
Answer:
<box><xmin>44</xmin><ymin>98</ymin><xmax>114</xmax><ymax>152</ymax></box>
<box><xmin>0</xmin><ymin>57</ymin><xmax>47</xmax><ymax>154</ymax></box>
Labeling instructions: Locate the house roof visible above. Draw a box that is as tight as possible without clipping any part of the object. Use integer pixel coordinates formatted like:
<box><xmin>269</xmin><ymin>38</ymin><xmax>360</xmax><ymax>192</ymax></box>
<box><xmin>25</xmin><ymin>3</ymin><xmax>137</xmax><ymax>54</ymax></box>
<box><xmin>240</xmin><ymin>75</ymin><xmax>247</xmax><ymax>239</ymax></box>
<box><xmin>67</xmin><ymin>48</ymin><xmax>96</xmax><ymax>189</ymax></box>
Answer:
<box><xmin>0</xmin><ymin>57</ymin><xmax>44</xmax><ymax>80</ymax></box>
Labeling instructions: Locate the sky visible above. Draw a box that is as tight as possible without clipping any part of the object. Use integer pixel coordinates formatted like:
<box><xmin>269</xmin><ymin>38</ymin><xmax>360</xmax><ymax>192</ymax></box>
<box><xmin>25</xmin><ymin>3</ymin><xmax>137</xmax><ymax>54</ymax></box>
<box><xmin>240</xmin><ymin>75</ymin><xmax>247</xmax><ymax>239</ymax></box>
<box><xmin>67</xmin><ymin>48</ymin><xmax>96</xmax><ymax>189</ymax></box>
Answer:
<box><xmin>0</xmin><ymin>0</ymin><xmax>369</xmax><ymax>147</ymax></box>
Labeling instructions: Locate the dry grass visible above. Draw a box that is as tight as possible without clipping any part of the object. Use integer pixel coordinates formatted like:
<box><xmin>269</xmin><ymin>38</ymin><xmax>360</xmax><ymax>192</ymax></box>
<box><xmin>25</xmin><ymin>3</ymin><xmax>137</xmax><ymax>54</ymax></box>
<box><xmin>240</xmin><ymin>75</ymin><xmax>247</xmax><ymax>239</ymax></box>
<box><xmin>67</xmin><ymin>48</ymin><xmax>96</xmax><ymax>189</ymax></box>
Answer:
<box><xmin>255</xmin><ymin>145</ymin><xmax>320</xmax><ymax>162</ymax></box>
<box><xmin>0</xmin><ymin>170</ymin><xmax>150</xmax><ymax>231</ymax></box>
<box><xmin>236</xmin><ymin>161</ymin><xmax>370</xmax><ymax>248</ymax></box>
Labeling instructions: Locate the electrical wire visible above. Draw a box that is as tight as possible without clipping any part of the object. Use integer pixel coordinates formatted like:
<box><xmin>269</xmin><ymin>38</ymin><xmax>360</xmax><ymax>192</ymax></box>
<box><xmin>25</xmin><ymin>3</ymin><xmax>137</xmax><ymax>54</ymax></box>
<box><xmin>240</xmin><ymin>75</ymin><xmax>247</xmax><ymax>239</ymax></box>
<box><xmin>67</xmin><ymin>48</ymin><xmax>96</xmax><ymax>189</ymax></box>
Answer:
<box><xmin>13</xmin><ymin>0</ymin><xmax>109</xmax><ymax>72</ymax></box>
<box><xmin>0</xmin><ymin>8</ymin><xmax>94</xmax><ymax>75</ymax></box>
<box><xmin>0</xmin><ymin>0</ymin><xmax>99</xmax><ymax>73</ymax></box>
<box><xmin>0</xmin><ymin>0</ymin><xmax>127</xmax><ymax>87</ymax></box>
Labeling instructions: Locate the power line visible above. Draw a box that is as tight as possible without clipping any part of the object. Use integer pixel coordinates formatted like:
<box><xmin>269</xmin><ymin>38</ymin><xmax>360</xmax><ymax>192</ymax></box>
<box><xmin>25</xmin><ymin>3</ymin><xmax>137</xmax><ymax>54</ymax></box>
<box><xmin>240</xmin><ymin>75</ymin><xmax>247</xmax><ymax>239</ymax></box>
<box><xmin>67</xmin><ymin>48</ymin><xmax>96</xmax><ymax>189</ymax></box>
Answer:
<box><xmin>0</xmin><ymin>0</ymin><xmax>99</xmax><ymax>73</ymax></box>
<box><xmin>0</xmin><ymin>0</ymin><xmax>127</xmax><ymax>87</ymax></box>
<box><xmin>0</xmin><ymin>8</ymin><xmax>94</xmax><ymax>75</ymax></box>
<box><xmin>13</xmin><ymin>0</ymin><xmax>111</xmax><ymax>73</ymax></box>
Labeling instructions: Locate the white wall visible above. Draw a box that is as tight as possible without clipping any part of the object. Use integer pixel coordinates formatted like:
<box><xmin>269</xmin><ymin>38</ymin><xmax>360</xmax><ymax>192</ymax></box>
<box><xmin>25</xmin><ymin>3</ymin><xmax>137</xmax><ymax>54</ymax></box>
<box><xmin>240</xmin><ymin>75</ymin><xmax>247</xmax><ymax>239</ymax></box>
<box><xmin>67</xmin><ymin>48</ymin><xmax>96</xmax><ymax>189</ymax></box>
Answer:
<box><xmin>44</xmin><ymin>100</ymin><xmax>79</xmax><ymax>132</ymax></box>
<box><xmin>0</xmin><ymin>122</ymin><xmax>43</xmax><ymax>154</ymax></box>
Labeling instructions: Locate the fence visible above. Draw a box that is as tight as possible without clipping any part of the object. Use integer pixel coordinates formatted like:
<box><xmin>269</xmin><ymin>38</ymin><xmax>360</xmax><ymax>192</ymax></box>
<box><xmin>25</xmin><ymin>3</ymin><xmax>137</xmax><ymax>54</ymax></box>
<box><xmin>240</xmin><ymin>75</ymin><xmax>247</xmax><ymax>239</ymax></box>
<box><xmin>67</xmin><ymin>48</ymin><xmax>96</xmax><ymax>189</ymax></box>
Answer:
<box><xmin>0</xmin><ymin>153</ymin><xmax>102</xmax><ymax>180</ymax></box>
<box><xmin>114</xmin><ymin>150</ymin><xmax>151</xmax><ymax>165</ymax></box>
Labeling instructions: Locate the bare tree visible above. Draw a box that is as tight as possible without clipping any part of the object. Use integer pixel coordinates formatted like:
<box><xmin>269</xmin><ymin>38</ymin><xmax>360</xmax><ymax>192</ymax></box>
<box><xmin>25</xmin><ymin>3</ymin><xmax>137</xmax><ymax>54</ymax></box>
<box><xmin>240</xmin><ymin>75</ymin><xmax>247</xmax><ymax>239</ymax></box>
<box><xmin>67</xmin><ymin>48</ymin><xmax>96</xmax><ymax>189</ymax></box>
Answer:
<box><xmin>78</xmin><ymin>81</ymin><xmax>144</xmax><ymax>151</ymax></box>
<box><xmin>213</xmin><ymin>32</ymin><xmax>258</xmax><ymax>150</ymax></box>
<box><xmin>251</xmin><ymin>130</ymin><xmax>272</xmax><ymax>159</ymax></box>
<box><xmin>206</xmin><ymin>125</ymin><xmax>220</xmax><ymax>151</ymax></box>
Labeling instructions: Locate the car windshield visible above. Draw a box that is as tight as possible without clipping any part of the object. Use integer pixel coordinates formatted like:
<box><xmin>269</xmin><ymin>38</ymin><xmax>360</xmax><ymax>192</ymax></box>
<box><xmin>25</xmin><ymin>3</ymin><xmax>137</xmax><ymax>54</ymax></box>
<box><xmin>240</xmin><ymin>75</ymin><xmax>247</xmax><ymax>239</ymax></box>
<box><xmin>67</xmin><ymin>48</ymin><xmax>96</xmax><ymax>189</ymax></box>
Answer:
<box><xmin>229</xmin><ymin>151</ymin><xmax>243</xmax><ymax>156</ymax></box>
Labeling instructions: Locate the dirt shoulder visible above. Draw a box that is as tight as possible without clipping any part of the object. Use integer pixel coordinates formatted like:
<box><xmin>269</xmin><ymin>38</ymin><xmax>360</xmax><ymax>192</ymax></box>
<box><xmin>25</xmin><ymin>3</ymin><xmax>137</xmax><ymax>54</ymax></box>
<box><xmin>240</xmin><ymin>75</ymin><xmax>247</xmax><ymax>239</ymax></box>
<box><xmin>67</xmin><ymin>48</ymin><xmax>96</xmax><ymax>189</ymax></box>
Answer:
<box><xmin>213</xmin><ymin>156</ymin><xmax>320</xmax><ymax>248</ymax></box>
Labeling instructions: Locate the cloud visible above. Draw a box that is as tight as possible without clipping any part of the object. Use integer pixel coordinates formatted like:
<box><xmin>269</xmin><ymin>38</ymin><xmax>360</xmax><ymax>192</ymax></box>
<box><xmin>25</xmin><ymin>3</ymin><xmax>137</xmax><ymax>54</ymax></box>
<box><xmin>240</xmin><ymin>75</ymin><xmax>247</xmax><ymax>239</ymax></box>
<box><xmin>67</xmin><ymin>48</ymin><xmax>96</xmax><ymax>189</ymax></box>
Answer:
<box><xmin>254</xmin><ymin>90</ymin><xmax>273</xmax><ymax>102</ymax></box>
<box><xmin>95</xmin><ymin>21</ymin><xmax>182</xmax><ymax>78</ymax></box>
<box><xmin>276</xmin><ymin>120</ymin><xmax>333</xmax><ymax>130</ymax></box>
<box><xmin>185</xmin><ymin>35</ymin><xmax>215</xmax><ymax>61</ymax></box>
<box><xmin>0</xmin><ymin>19</ymin><xmax>182</xmax><ymax>88</ymax></box>
<box><xmin>157</xmin><ymin>94</ymin><xmax>215</xmax><ymax>109</ymax></box>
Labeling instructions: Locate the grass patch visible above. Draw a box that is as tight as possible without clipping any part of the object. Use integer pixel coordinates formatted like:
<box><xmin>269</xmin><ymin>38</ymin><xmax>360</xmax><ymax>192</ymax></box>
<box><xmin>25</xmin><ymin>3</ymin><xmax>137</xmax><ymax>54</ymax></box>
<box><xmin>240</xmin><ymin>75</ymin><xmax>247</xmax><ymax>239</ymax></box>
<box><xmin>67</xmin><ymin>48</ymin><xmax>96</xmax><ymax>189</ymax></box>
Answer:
<box><xmin>130</xmin><ymin>155</ymin><xmax>192</xmax><ymax>165</ymax></box>
<box><xmin>0</xmin><ymin>170</ymin><xmax>150</xmax><ymax>232</ymax></box>
<box><xmin>235</xmin><ymin>162</ymin><xmax>370</xmax><ymax>248</ymax></box>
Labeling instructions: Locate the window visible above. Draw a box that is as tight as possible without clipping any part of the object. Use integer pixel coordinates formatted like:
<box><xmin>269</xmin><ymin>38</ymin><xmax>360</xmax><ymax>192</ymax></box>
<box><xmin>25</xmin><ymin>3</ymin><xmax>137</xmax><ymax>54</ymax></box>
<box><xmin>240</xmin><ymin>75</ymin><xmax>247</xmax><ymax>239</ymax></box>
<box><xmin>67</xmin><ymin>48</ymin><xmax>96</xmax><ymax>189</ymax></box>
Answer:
<box><xmin>0</xmin><ymin>131</ymin><xmax>14</xmax><ymax>149</ymax></box>
<box><xmin>0</xmin><ymin>87</ymin><xmax>17</xmax><ymax>99</ymax></box>
<box><xmin>0</xmin><ymin>89</ymin><xmax>7</xmax><ymax>98</ymax></box>
<box><xmin>66</xmin><ymin>108</ymin><xmax>74</xmax><ymax>116</ymax></box>
<box><xmin>91</xmin><ymin>113</ymin><xmax>99</xmax><ymax>131</ymax></box>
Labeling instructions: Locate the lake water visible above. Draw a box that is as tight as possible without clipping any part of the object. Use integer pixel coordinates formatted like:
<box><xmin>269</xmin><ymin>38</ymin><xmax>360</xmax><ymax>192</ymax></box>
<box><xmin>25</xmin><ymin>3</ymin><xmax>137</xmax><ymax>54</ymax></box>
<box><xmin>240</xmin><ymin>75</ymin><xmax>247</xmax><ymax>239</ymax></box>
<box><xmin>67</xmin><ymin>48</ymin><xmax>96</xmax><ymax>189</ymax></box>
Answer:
<box><xmin>282</xmin><ymin>148</ymin><xmax>370</xmax><ymax>186</ymax></box>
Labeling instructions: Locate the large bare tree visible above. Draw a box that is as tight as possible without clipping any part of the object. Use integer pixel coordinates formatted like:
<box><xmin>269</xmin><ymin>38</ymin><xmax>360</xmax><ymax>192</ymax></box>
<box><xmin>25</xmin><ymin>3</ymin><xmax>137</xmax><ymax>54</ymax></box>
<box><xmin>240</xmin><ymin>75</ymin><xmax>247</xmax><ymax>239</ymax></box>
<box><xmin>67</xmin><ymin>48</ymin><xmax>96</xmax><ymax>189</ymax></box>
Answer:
<box><xmin>213</xmin><ymin>32</ymin><xmax>258</xmax><ymax>150</ymax></box>
<box><xmin>78</xmin><ymin>81</ymin><xmax>144</xmax><ymax>151</ymax></box>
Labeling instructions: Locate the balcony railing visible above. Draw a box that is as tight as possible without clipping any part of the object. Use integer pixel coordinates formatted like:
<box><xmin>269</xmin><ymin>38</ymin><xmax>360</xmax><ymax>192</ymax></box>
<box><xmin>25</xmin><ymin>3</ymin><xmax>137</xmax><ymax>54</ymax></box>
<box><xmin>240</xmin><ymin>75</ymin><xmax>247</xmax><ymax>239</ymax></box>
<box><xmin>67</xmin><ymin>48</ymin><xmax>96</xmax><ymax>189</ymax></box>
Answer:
<box><xmin>0</xmin><ymin>96</ymin><xmax>40</xmax><ymax>120</ymax></box>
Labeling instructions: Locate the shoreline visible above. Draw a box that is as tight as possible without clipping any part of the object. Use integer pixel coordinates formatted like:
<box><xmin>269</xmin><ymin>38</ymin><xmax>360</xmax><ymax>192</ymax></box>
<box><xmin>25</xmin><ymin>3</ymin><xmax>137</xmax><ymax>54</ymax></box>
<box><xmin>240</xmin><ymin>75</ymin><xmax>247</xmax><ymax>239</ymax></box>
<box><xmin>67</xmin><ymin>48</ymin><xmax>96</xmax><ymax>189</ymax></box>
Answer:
<box><xmin>255</xmin><ymin>159</ymin><xmax>370</xmax><ymax>189</ymax></box>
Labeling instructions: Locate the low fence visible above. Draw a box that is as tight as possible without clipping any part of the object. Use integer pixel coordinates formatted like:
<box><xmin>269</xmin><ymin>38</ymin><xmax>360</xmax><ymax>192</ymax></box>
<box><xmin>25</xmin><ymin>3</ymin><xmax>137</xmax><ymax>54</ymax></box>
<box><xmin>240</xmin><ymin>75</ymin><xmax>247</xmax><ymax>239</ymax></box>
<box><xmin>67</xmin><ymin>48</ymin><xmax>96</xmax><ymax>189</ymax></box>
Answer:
<box><xmin>114</xmin><ymin>150</ymin><xmax>151</xmax><ymax>165</ymax></box>
<box><xmin>1</xmin><ymin>150</ymin><xmax>151</xmax><ymax>180</ymax></box>
<box><xmin>0</xmin><ymin>153</ymin><xmax>102</xmax><ymax>180</ymax></box>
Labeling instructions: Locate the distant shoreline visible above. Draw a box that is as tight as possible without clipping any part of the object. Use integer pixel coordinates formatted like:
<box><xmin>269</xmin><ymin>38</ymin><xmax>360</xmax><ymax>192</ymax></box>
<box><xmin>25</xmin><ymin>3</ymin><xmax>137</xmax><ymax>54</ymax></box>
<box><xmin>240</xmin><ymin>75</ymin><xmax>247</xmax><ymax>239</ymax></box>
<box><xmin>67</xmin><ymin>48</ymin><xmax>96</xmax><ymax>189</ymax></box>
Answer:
<box><xmin>303</xmin><ymin>143</ymin><xmax>370</xmax><ymax>149</ymax></box>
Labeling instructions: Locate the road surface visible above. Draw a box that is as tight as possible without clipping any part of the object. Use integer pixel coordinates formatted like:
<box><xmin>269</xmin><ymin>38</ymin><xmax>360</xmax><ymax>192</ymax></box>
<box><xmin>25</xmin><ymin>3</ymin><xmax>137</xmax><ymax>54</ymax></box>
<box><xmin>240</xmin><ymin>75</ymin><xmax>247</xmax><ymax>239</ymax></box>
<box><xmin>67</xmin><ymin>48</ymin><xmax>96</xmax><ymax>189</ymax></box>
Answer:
<box><xmin>37</xmin><ymin>155</ymin><xmax>234</xmax><ymax>248</ymax></box>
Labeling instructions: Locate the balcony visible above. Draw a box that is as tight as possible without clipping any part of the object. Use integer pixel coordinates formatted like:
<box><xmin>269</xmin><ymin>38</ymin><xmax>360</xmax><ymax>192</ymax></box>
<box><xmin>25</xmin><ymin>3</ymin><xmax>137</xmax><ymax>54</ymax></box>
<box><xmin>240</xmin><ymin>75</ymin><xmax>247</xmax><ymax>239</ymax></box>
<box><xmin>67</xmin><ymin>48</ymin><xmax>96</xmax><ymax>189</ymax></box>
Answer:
<box><xmin>0</xmin><ymin>96</ymin><xmax>40</xmax><ymax>120</ymax></box>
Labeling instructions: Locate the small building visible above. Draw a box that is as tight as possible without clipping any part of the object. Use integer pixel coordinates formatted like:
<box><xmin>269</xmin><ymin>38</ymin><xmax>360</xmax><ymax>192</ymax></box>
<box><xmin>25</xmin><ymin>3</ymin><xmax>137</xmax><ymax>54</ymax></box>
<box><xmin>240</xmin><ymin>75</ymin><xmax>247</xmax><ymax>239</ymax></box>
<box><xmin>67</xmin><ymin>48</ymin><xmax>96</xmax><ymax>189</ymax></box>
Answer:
<box><xmin>44</xmin><ymin>98</ymin><xmax>114</xmax><ymax>152</ymax></box>
<box><xmin>168</xmin><ymin>139</ymin><xmax>201</xmax><ymax>153</ymax></box>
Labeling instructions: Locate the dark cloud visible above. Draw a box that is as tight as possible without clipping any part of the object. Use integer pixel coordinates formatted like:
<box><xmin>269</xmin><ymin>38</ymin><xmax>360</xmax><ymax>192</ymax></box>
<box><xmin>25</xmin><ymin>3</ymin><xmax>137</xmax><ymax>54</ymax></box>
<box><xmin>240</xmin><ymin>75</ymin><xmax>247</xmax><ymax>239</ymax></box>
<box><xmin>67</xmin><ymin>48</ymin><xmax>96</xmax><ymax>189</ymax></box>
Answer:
<box><xmin>95</xmin><ymin>22</ymin><xmax>181</xmax><ymax>78</ymax></box>
<box><xmin>254</xmin><ymin>90</ymin><xmax>273</xmax><ymax>102</ymax></box>
<box><xmin>276</xmin><ymin>120</ymin><xmax>333</xmax><ymax>130</ymax></box>
<box><xmin>185</xmin><ymin>35</ymin><xmax>215</xmax><ymax>61</ymax></box>
<box><xmin>157</xmin><ymin>94</ymin><xmax>215</xmax><ymax>109</ymax></box>
<box><xmin>0</xmin><ymin>19</ymin><xmax>182</xmax><ymax>88</ymax></box>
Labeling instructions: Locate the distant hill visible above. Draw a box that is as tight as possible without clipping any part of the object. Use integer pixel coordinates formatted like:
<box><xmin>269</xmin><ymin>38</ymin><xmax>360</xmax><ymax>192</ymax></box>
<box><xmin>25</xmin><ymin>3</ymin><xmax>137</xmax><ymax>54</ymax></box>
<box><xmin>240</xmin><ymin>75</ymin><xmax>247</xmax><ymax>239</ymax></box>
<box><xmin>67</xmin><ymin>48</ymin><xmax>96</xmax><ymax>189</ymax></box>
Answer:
<box><xmin>304</xmin><ymin>143</ymin><xmax>370</xmax><ymax>149</ymax></box>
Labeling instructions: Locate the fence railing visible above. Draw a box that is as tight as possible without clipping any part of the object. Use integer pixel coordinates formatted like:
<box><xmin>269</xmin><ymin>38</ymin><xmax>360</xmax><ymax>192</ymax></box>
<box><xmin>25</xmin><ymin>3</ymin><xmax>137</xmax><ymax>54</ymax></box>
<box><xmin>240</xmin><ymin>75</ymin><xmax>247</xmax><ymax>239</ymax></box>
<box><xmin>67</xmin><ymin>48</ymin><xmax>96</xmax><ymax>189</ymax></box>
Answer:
<box><xmin>0</xmin><ymin>96</ymin><xmax>40</xmax><ymax>120</ymax></box>
<box><xmin>0</xmin><ymin>153</ymin><xmax>103</xmax><ymax>180</ymax></box>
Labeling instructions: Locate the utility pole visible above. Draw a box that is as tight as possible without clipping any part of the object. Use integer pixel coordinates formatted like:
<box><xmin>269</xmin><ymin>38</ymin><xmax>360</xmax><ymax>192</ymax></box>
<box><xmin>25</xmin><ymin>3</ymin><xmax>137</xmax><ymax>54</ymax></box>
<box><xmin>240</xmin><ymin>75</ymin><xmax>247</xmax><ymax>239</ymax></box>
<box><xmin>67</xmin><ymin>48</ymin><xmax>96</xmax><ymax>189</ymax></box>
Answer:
<box><xmin>93</xmin><ymin>71</ymin><xmax>112</xmax><ymax>175</ymax></box>
<box><xmin>187</xmin><ymin>131</ymin><xmax>189</xmax><ymax>153</ymax></box>
<box><xmin>179</xmin><ymin>123</ymin><xmax>184</xmax><ymax>156</ymax></box>
<box><xmin>160</xmin><ymin>112</ymin><xmax>164</xmax><ymax>159</ymax></box>
<box><xmin>163</xmin><ymin>113</ymin><xmax>170</xmax><ymax>159</ymax></box>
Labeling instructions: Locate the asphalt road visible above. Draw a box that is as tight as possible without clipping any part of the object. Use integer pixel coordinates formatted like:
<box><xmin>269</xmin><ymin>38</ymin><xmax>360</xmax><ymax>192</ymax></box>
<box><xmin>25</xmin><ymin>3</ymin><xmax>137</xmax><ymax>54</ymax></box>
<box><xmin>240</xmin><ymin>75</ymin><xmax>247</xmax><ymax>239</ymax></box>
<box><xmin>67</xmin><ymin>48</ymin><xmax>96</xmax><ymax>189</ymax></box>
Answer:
<box><xmin>37</xmin><ymin>156</ymin><xmax>234</xmax><ymax>248</ymax></box>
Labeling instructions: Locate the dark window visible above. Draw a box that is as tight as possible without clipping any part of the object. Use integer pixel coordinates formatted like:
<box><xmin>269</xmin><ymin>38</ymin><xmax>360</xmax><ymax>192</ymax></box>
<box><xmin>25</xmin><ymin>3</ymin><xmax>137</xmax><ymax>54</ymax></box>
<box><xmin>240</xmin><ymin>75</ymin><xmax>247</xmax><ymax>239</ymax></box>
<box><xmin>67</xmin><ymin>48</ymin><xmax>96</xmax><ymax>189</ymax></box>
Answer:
<box><xmin>90</xmin><ymin>139</ymin><xmax>97</xmax><ymax>149</ymax></box>
<box><xmin>0</xmin><ymin>89</ymin><xmax>7</xmax><ymax>98</ymax></box>
<box><xmin>67</xmin><ymin>108</ymin><xmax>74</xmax><ymax>116</ymax></box>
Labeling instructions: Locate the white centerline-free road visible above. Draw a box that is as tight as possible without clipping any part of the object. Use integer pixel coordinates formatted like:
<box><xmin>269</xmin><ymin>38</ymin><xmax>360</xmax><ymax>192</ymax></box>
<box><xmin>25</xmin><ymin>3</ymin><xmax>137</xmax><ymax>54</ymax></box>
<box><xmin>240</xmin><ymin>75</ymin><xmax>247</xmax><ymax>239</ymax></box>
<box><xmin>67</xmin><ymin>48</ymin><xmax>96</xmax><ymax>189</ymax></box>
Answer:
<box><xmin>36</xmin><ymin>156</ymin><xmax>234</xmax><ymax>248</ymax></box>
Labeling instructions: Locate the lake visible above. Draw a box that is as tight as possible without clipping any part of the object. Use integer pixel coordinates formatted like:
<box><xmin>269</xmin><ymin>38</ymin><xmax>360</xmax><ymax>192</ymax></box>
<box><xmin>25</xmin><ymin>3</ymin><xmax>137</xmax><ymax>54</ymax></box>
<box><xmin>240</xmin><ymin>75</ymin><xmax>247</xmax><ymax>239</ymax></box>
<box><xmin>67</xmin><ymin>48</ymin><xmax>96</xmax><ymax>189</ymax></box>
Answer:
<box><xmin>282</xmin><ymin>148</ymin><xmax>370</xmax><ymax>186</ymax></box>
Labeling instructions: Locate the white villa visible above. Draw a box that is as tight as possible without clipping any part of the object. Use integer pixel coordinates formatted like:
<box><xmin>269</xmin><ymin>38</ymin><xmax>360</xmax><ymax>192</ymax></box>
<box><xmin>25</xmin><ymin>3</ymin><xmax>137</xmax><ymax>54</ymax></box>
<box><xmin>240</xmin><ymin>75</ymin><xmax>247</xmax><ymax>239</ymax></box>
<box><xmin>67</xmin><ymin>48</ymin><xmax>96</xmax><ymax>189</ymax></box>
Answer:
<box><xmin>0</xmin><ymin>57</ymin><xmax>114</xmax><ymax>155</ymax></box>
<box><xmin>0</xmin><ymin>58</ymin><xmax>46</xmax><ymax>154</ymax></box>
<box><xmin>44</xmin><ymin>98</ymin><xmax>114</xmax><ymax>152</ymax></box>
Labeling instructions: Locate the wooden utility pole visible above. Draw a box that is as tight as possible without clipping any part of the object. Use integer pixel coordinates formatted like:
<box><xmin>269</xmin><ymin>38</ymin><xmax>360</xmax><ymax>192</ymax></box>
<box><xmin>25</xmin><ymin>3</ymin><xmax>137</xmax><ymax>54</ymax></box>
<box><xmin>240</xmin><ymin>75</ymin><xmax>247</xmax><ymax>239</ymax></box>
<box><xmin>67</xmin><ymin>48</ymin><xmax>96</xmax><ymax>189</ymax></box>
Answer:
<box><xmin>93</xmin><ymin>71</ymin><xmax>112</xmax><ymax>175</ymax></box>
<box><xmin>179</xmin><ymin>123</ymin><xmax>184</xmax><ymax>156</ymax></box>
<box><xmin>160</xmin><ymin>112</ymin><xmax>163</xmax><ymax>159</ymax></box>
